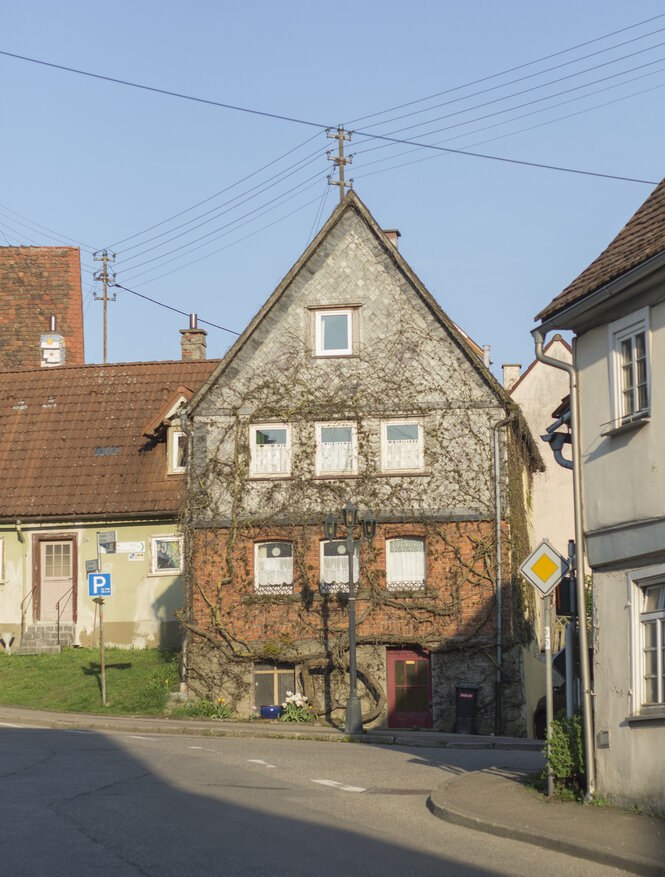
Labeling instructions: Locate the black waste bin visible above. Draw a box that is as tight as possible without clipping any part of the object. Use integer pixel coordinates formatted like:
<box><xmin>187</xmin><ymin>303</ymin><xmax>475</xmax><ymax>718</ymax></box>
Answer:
<box><xmin>454</xmin><ymin>682</ymin><xmax>480</xmax><ymax>734</ymax></box>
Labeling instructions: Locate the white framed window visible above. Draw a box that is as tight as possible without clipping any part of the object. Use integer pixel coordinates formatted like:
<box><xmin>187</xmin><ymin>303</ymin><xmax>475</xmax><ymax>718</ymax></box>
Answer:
<box><xmin>168</xmin><ymin>429</ymin><xmax>188</xmax><ymax>474</ymax></box>
<box><xmin>320</xmin><ymin>540</ymin><xmax>359</xmax><ymax>595</ymax></box>
<box><xmin>630</xmin><ymin>565</ymin><xmax>665</xmax><ymax>714</ymax></box>
<box><xmin>151</xmin><ymin>536</ymin><xmax>183</xmax><ymax>575</ymax></box>
<box><xmin>314</xmin><ymin>309</ymin><xmax>353</xmax><ymax>356</ymax></box>
<box><xmin>609</xmin><ymin>308</ymin><xmax>650</xmax><ymax>426</ymax></box>
<box><xmin>316</xmin><ymin>422</ymin><xmax>357</xmax><ymax>476</ymax></box>
<box><xmin>255</xmin><ymin>541</ymin><xmax>293</xmax><ymax>594</ymax></box>
<box><xmin>250</xmin><ymin>424</ymin><xmax>291</xmax><ymax>477</ymax></box>
<box><xmin>386</xmin><ymin>538</ymin><xmax>426</xmax><ymax>591</ymax></box>
<box><xmin>381</xmin><ymin>420</ymin><xmax>424</xmax><ymax>472</ymax></box>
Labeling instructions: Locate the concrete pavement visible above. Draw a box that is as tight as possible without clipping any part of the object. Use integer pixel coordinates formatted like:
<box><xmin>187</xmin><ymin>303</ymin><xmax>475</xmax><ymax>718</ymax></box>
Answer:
<box><xmin>1</xmin><ymin>705</ymin><xmax>662</xmax><ymax>875</ymax></box>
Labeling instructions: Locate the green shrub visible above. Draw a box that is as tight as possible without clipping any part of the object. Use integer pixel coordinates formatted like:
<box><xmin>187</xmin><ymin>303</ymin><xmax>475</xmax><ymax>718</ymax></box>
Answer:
<box><xmin>548</xmin><ymin>708</ymin><xmax>585</xmax><ymax>795</ymax></box>
<box><xmin>173</xmin><ymin>697</ymin><xmax>232</xmax><ymax>719</ymax></box>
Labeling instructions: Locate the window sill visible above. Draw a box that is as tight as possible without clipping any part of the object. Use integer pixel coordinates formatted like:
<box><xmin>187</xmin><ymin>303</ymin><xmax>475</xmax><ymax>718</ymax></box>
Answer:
<box><xmin>377</xmin><ymin>470</ymin><xmax>429</xmax><ymax>478</ymax></box>
<box><xmin>601</xmin><ymin>411</ymin><xmax>650</xmax><ymax>437</ymax></box>
<box><xmin>149</xmin><ymin>570</ymin><xmax>183</xmax><ymax>577</ymax></box>
<box><xmin>312</xmin><ymin>473</ymin><xmax>359</xmax><ymax>480</ymax></box>
<box><xmin>248</xmin><ymin>473</ymin><xmax>292</xmax><ymax>481</ymax></box>
<box><xmin>626</xmin><ymin>710</ymin><xmax>665</xmax><ymax>724</ymax></box>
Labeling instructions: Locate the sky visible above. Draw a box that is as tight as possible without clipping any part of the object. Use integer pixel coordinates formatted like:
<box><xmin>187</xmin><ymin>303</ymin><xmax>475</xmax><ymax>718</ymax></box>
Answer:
<box><xmin>2</xmin><ymin>2</ymin><xmax>665</xmax><ymax>380</ymax></box>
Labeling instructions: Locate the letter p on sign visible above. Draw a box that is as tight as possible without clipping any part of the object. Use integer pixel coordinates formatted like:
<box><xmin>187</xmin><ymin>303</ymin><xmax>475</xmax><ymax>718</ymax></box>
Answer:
<box><xmin>88</xmin><ymin>573</ymin><xmax>111</xmax><ymax>597</ymax></box>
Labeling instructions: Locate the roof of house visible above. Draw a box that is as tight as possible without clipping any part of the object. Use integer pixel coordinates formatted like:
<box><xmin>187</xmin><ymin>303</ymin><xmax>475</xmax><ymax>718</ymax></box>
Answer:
<box><xmin>188</xmin><ymin>190</ymin><xmax>544</xmax><ymax>472</ymax></box>
<box><xmin>0</xmin><ymin>247</ymin><xmax>85</xmax><ymax>368</ymax></box>
<box><xmin>536</xmin><ymin>177</ymin><xmax>665</xmax><ymax>322</ymax></box>
<box><xmin>0</xmin><ymin>359</ymin><xmax>218</xmax><ymax>521</ymax></box>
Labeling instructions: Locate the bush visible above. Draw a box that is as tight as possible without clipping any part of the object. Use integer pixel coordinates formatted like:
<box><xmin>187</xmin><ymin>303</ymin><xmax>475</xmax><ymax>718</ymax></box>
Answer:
<box><xmin>173</xmin><ymin>697</ymin><xmax>232</xmax><ymax>719</ymax></box>
<box><xmin>548</xmin><ymin>708</ymin><xmax>585</xmax><ymax>796</ymax></box>
<box><xmin>279</xmin><ymin>690</ymin><xmax>316</xmax><ymax>723</ymax></box>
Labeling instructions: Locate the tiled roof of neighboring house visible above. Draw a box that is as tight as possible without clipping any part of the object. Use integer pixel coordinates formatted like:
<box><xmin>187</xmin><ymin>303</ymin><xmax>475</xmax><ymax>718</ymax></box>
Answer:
<box><xmin>0</xmin><ymin>359</ymin><xmax>218</xmax><ymax>520</ymax></box>
<box><xmin>0</xmin><ymin>247</ymin><xmax>85</xmax><ymax>368</ymax></box>
<box><xmin>536</xmin><ymin>177</ymin><xmax>665</xmax><ymax>322</ymax></box>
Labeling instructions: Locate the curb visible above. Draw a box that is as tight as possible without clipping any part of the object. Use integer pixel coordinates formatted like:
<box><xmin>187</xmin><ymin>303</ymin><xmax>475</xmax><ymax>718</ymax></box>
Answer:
<box><xmin>427</xmin><ymin>773</ymin><xmax>665</xmax><ymax>877</ymax></box>
<box><xmin>0</xmin><ymin>706</ymin><xmax>542</xmax><ymax>750</ymax></box>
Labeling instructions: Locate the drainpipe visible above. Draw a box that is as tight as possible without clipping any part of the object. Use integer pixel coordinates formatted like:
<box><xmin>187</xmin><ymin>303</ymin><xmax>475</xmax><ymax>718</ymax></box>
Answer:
<box><xmin>492</xmin><ymin>411</ymin><xmax>514</xmax><ymax>736</ymax></box>
<box><xmin>16</xmin><ymin>520</ymin><xmax>27</xmax><ymax>641</ymax></box>
<box><xmin>532</xmin><ymin>326</ymin><xmax>596</xmax><ymax>802</ymax></box>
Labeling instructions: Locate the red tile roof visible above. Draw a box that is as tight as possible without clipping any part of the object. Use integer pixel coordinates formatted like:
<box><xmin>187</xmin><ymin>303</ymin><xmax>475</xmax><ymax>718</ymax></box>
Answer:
<box><xmin>536</xmin><ymin>177</ymin><xmax>665</xmax><ymax>322</ymax></box>
<box><xmin>0</xmin><ymin>359</ymin><xmax>218</xmax><ymax>520</ymax></box>
<box><xmin>0</xmin><ymin>247</ymin><xmax>85</xmax><ymax>368</ymax></box>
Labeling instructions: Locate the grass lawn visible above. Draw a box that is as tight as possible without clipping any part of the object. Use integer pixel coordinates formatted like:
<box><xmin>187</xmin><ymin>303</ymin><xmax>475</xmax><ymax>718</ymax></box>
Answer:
<box><xmin>0</xmin><ymin>647</ymin><xmax>180</xmax><ymax>715</ymax></box>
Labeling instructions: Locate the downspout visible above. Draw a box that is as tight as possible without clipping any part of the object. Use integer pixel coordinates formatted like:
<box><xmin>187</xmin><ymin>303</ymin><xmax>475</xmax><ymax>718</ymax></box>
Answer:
<box><xmin>16</xmin><ymin>520</ymin><xmax>27</xmax><ymax>641</ymax></box>
<box><xmin>493</xmin><ymin>411</ymin><xmax>514</xmax><ymax>736</ymax></box>
<box><xmin>532</xmin><ymin>326</ymin><xmax>596</xmax><ymax>802</ymax></box>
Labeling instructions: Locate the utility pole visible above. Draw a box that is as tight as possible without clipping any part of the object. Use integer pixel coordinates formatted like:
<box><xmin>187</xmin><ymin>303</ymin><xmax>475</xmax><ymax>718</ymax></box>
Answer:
<box><xmin>93</xmin><ymin>250</ymin><xmax>117</xmax><ymax>363</ymax></box>
<box><xmin>327</xmin><ymin>126</ymin><xmax>353</xmax><ymax>202</ymax></box>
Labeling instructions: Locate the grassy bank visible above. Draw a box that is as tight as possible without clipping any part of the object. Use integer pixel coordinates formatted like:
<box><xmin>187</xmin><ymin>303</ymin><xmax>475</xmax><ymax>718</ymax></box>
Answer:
<box><xmin>0</xmin><ymin>647</ymin><xmax>179</xmax><ymax>715</ymax></box>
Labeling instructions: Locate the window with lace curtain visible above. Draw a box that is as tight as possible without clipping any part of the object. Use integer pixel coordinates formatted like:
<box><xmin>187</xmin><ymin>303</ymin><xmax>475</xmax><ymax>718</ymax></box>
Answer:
<box><xmin>315</xmin><ymin>422</ymin><xmax>357</xmax><ymax>476</ymax></box>
<box><xmin>381</xmin><ymin>420</ymin><xmax>423</xmax><ymax>472</ymax></box>
<box><xmin>320</xmin><ymin>540</ymin><xmax>359</xmax><ymax>594</ymax></box>
<box><xmin>249</xmin><ymin>424</ymin><xmax>291</xmax><ymax>477</ymax></box>
<box><xmin>254</xmin><ymin>542</ymin><xmax>293</xmax><ymax>594</ymax></box>
<box><xmin>386</xmin><ymin>537</ymin><xmax>426</xmax><ymax>591</ymax></box>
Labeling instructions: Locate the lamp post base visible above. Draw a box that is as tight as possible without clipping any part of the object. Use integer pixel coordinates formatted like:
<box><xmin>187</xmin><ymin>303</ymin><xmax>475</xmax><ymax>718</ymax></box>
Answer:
<box><xmin>345</xmin><ymin>694</ymin><xmax>363</xmax><ymax>736</ymax></box>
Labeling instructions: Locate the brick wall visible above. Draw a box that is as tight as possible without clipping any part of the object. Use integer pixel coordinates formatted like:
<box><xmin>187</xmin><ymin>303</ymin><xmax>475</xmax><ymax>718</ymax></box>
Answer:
<box><xmin>189</xmin><ymin>520</ymin><xmax>512</xmax><ymax>647</ymax></box>
<box><xmin>0</xmin><ymin>247</ymin><xmax>84</xmax><ymax>368</ymax></box>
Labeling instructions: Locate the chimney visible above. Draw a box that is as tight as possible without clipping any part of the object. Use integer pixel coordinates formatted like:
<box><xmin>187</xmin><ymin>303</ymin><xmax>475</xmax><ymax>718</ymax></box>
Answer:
<box><xmin>483</xmin><ymin>345</ymin><xmax>491</xmax><ymax>368</ymax></box>
<box><xmin>383</xmin><ymin>228</ymin><xmax>401</xmax><ymax>249</ymax></box>
<box><xmin>40</xmin><ymin>315</ymin><xmax>66</xmax><ymax>367</ymax></box>
<box><xmin>502</xmin><ymin>363</ymin><xmax>522</xmax><ymax>392</ymax></box>
<box><xmin>180</xmin><ymin>313</ymin><xmax>207</xmax><ymax>360</ymax></box>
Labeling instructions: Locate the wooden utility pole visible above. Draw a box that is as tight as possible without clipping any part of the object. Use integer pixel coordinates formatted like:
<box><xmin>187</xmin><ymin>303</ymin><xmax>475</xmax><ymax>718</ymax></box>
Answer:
<box><xmin>93</xmin><ymin>250</ymin><xmax>117</xmax><ymax>363</ymax></box>
<box><xmin>327</xmin><ymin>126</ymin><xmax>353</xmax><ymax>202</ymax></box>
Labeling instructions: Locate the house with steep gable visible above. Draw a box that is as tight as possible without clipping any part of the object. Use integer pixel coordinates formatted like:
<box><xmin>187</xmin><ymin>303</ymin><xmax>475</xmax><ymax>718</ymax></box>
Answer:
<box><xmin>182</xmin><ymin>192</ymin><xmax>542</xmax><ymax>733</ymax></box>
<box><xmin>0</xmin><ymin>330</ymin><xmax>218</xmax><ymax>652</ymax></box>
<box><xmin>534</xmin><ymin>177</ymin><xmax>665</xmax><ymax>810</ymax></box>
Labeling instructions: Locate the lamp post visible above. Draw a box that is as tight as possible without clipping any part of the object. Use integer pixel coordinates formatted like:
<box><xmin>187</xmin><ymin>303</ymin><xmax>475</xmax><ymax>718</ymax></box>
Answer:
<box><xmin>323</xmin><ymin>502</ymin><xmax>376</xmax><ymax>735</ymax></box>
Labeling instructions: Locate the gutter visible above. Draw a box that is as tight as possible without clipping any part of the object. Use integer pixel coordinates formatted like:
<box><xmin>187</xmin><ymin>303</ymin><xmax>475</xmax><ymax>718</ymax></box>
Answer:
<box><xmin>531</xmin><ymin>327</ymin><xmax>596</xmax><ymax>803</ymax></box>
<box><xmin>492</xmin><ymin>411</ymin><xmax>515</xmax><ymax>736</ymax></box>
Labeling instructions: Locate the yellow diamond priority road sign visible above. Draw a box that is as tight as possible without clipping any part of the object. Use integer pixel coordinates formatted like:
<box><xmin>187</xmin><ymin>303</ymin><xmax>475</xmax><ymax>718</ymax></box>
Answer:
<box><xmin>520</xmin><ymin>539</ymin><xmax>569</xmax><ymax>597</ymax></box>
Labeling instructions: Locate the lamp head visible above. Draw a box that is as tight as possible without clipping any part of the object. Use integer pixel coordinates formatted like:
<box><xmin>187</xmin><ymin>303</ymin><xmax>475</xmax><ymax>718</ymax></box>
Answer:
<box><xmin>323</xmin><ymin>513</ymin><xmax>339</xmax><ymax>541</ymax></box>
<box><xmin>361</xmin><ymin>511</ymin><xmax>377</xmax><ymax>541</ymax></box>
<box><xmin>342</xmin><ymin>502</ymin><xmax>358</xmax><ymax>528</ymax></box>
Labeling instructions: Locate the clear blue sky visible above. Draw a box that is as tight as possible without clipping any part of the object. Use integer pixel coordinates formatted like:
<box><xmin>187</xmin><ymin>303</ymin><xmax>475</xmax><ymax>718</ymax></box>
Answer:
<box><xmin>2</xmin><ymin>2</ymin><xmax>664</xmax><ymax>379</ymax></box>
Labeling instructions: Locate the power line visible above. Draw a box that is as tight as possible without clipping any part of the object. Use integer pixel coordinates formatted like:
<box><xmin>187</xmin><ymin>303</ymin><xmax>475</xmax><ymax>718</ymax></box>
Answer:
<box><xmin>0</xmin><ymin>44</ymin><xmax>656</xmax><ymax>190</ymax></box>
<box><xmin>346</xmin><ymin>12</ymin><xmax>665</xmax><ymax>126</ymax></box>
<box><xmin>107</xmin><ymin>130</ymin><xmax>323</xmax><ymax>250</ymax></box>
<box><xmin>112</xmin><ymin>282</ymin><xmax>240</xmax><ymax>336</ymax></box>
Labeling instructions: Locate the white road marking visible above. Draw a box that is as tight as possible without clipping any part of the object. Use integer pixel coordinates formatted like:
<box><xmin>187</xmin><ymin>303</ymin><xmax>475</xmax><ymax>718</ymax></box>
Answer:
<box><xmin>247</xmin><ymin>758</ymin><xmax>276</xmax><ymax>768</ymax></box>
<box><xmin>189</xmin><ymin>746</ymin><xmax>217</xmax><ymax>752</ymax></box>
<box><xmin>128</xmin><ymin>735</ymin><xmax>153</xmax><ymax>741</ymax></box>
<box><xmin>0</xmin><ymin>722</ymin><xmax>20</xmax><ymax>728</ymax></box>
<box><xmin>311</xmin><ymin>779</ymin><xmax>366</xmax><ymax>793</ymax></box>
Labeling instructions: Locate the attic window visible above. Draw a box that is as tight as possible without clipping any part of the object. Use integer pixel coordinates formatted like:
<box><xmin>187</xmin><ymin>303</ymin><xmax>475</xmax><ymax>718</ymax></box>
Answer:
<box><xmin>95</xmin><ymin>446</ymin><xmax>120</xmax><ymax>456</ymax></box>
<box><xmin>314</xmin><ymin>309</ymin><xmax>353</xmax><ymax>356</ymax></box>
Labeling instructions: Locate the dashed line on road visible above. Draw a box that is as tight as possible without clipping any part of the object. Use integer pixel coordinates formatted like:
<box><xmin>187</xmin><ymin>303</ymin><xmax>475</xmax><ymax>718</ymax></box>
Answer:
<box><xmin>247</xmin><ymin>758</ymin><xmax>276</xmax><ymax>768</ymax></box>
<box><xmin>311</xmin><ymin>779</ymin><xmax>366</xmax><ymax>793</ymax></box>
<box><xmin>127</xmin><ymin>735</ymin><xmax>153</xmax><ymax>741</ymax></box>
<box><xmin>189</xmin><ymin>746</ymin><xmax>217</xmax><ymax>752</ymax></box>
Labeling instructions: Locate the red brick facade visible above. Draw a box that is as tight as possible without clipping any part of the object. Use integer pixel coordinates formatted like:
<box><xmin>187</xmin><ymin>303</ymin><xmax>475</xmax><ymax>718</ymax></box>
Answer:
<box><xmin>190</xmin><ymin>520</ymin><xmax>512</xmax><ymax>646</ymax></box>
<box><xmin>0</xmin><ymin>247</ymin><xmax>84</xmax><ymax>368</ymax></box>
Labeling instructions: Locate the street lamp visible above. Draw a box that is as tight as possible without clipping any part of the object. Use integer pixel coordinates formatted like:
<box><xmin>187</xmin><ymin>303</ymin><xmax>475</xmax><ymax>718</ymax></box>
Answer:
<box><xmin>323</xmin><ymin>502</ymin><xmax>375</xmax><ymax>735</ymax></box>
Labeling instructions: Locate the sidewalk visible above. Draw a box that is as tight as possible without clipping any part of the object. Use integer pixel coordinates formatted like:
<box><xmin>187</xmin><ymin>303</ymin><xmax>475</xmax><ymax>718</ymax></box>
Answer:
<box><xmin>1</xmin><ymin>705</ymin><xmax>662</xmax><ymax>874</ymax></box>
<box><xmin>428</xmin><ymin>768</ymin><xmax>665</xmax><ymax>877</ymax></box>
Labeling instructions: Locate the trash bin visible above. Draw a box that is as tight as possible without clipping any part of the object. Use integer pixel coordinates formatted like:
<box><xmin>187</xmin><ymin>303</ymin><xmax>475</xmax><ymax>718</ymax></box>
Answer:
<box><xmin>454</xmin><ymin>682</ymin><xmax>479</xmax><ymax>734</ymax></box>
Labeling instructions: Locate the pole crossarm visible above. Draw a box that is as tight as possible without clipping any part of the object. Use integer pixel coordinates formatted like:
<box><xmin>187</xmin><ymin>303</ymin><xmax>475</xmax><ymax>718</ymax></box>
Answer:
<box><xmin>93</xmin><ymin>249</ymin><xmax>117</xmax><ymax>364</ymax></box>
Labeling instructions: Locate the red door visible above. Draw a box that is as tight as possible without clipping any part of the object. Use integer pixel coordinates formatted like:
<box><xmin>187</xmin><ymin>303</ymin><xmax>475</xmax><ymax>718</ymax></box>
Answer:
<box><xmin>387</xmin><ymin>648</ymin><xmax>432</xmax><ymax>728</ymax></box>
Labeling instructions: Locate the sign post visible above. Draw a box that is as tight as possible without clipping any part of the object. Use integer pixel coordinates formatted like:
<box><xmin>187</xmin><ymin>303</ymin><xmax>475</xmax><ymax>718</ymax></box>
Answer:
<box><xmin>520</xmin><ymin>540</ymin><xmax>569</xmax><ymax>797</ymax></box>
<box><xmin>89</xmin><ymin>573</ymin><xmax>111</xmax><ymax>707</ymax></box>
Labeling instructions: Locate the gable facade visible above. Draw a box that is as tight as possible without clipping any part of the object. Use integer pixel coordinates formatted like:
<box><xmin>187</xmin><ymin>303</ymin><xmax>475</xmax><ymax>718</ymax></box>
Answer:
<box><xmin>183</xmin><ymin>194</ymin><xmax>540</xmax><ymax>734</ymax></box>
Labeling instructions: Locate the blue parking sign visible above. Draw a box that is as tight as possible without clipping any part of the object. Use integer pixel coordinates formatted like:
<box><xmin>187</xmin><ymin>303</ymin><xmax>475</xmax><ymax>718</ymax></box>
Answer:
<box><xmin>88</xmin><ymin>572</ymin><xmax>111</xmax><ymax>597</ymax></box>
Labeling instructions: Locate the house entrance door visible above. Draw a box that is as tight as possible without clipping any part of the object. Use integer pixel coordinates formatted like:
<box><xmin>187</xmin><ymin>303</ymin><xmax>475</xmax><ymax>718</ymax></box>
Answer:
<box><xmin>387</xmin><ymin>648</ymin><xmax>432</xmax><ymax>728</ymax></box>
<box><xmin>38</xmin><ymin>539</ymin><xmax>75</xmax><ymax>622</ymax></box>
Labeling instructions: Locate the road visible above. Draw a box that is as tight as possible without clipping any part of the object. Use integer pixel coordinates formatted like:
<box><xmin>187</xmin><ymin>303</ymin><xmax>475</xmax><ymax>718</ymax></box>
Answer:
<box><xmin>0</xmin><ymin>725</ymin><xmax>633</xmax><ymax>876</ymax></box>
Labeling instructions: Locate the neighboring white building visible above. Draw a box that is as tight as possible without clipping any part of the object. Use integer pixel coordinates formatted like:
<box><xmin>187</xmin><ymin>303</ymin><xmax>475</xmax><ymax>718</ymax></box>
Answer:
<box><xmin>534</xmin><ymin>178</ymin><xmax>665</xmax><ymax>812</ymax></box>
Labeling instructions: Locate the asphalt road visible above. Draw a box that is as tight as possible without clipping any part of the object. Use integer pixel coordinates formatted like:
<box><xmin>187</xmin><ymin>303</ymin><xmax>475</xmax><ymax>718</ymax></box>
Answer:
<box><xmin>0</xmin><ymin>726</ymin><xmax>634</xmax><ymax>876</ymax></box>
